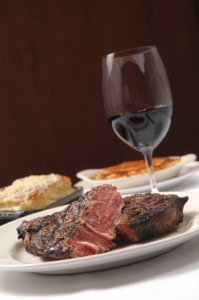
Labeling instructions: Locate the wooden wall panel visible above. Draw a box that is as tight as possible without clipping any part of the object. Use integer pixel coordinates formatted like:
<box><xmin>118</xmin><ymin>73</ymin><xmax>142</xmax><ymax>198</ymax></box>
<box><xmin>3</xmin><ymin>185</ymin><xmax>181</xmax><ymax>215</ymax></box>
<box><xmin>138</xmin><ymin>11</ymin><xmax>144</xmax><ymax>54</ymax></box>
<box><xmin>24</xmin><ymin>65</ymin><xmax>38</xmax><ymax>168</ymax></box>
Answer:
<box><xmin>0</xmin><ymin>0</ymin><xmax>198</xmax><ymax>186</ymax></box>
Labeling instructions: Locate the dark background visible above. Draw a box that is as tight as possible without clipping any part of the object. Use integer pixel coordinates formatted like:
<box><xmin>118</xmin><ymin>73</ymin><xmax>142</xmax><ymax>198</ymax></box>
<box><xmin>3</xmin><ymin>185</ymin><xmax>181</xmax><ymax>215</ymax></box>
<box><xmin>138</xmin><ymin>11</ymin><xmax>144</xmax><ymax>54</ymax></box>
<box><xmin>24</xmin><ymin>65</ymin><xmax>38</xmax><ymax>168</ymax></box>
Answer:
<box><xmin>0</xmin><ymin>0</ymin><xmax>198</xmax><ymax>186</ymax></box>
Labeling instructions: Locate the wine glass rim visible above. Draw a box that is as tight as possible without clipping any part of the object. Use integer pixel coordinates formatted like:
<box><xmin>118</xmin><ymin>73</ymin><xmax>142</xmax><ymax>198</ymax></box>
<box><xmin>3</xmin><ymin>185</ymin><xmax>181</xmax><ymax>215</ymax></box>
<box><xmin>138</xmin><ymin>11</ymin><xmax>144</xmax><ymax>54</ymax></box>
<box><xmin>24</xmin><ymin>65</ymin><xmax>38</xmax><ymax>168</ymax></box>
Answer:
<box><xmin>103</xmin><ymin>45</ymin><xmax>157</xmax><ymax>58</ymax></box>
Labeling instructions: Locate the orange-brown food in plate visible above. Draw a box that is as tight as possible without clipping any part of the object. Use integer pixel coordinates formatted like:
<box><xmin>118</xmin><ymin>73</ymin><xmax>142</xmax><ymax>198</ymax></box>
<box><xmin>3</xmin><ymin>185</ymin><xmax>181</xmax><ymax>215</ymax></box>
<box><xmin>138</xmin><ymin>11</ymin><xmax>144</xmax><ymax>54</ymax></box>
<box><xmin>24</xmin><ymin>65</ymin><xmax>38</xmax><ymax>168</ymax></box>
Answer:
<box><xmin>94</xmin><ymin>157</ymin><xmax>181</xmax><ymax>180</ymax></box>
<box><xmin>0</xmin><ymin>174</ymin><xmax>75</xmax><ymax>211</ymax></box>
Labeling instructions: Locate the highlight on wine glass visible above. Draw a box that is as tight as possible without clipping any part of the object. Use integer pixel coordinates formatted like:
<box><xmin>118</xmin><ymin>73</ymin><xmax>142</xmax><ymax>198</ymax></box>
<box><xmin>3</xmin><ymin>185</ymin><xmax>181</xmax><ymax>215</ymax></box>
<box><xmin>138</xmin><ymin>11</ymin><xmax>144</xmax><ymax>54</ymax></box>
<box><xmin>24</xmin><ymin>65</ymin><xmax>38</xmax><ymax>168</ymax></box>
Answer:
<box><xmin>102</xmin><ymin>46</ymin><xmax>173</xmax><ymax>192</ymax></box>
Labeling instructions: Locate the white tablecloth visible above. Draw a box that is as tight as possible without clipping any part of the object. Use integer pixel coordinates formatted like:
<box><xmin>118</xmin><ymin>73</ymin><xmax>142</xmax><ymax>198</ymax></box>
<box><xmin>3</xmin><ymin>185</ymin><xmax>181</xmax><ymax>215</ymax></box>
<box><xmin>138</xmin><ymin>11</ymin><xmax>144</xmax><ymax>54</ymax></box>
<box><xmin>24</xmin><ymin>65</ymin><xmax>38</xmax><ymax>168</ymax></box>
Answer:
<box><xmin>0</xmin><ymin>171</ymin><xmax>199</xmax><ymax>300</ymax></box>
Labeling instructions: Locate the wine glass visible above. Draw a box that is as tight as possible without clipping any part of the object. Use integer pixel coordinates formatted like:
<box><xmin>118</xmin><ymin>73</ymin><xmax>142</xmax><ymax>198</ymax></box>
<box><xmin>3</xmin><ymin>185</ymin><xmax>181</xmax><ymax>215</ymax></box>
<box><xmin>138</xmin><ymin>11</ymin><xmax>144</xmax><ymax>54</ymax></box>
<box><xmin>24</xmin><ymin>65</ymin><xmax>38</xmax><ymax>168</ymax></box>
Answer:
<box><xmin>102</xmin><ymin>46</ymin><xmax>173</xmax><ymax>192</ymax></box>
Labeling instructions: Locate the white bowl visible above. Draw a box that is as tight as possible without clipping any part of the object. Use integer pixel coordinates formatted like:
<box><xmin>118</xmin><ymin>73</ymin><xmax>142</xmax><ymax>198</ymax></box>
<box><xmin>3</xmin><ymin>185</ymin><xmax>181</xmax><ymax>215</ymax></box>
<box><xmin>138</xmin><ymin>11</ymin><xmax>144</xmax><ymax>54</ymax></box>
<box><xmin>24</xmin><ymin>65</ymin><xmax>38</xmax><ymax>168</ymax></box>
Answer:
<box><xmin>76</xmin><ymin>154</ymin><xmax>197</xmax><ymax>189</ymax></box>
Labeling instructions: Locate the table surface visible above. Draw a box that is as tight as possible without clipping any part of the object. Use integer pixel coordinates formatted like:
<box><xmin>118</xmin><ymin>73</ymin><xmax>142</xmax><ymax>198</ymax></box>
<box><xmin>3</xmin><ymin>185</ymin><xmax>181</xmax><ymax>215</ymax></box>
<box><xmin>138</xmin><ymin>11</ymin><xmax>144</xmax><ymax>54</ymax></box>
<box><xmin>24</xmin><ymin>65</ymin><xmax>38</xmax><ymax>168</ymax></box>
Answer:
<box><xmin>1</xmin><ymin>171</ymin><xmax>199</xmax><ymax>300</ymax></box>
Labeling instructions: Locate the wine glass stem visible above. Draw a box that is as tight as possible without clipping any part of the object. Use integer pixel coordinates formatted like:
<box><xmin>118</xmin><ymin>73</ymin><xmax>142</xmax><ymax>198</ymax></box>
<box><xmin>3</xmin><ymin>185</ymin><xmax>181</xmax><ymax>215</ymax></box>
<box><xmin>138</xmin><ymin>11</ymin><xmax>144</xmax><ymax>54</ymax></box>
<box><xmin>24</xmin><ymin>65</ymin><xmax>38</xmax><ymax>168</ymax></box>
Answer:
<box><xmin>143</xmin><ymin>150</ymin><xmax>159</xmax><ymax>193</ymax></box>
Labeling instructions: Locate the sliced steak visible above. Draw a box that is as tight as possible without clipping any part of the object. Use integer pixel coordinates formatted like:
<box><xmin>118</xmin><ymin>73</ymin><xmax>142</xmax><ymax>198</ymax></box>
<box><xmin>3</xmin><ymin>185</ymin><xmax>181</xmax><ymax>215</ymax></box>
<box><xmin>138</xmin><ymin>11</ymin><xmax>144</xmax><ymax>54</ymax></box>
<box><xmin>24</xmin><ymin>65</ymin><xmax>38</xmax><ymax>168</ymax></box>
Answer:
<box><xmin>17</xmin><ymin>184</ymin><xmax>124</xmax><ymax>259</ymax></box>
<box><xmin>116</xmin><ymin>193</ymin><xmax>188</xmax><ymax>243</ymax></box>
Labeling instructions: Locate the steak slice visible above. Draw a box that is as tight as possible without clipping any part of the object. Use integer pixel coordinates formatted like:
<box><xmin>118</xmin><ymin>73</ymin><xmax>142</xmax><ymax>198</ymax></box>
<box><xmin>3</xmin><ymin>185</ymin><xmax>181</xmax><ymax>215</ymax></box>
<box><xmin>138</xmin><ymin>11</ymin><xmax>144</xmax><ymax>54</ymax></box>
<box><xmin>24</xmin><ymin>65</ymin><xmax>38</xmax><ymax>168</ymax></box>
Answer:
<box><xmin>116</xmin><ymin>193</ymin><xmax>188</xmax><ymax>243</ymax></box>
<box><xmin>17</xmin><ymin>184</ymin><xmax>124</xmax><ymax>259</ymax></box>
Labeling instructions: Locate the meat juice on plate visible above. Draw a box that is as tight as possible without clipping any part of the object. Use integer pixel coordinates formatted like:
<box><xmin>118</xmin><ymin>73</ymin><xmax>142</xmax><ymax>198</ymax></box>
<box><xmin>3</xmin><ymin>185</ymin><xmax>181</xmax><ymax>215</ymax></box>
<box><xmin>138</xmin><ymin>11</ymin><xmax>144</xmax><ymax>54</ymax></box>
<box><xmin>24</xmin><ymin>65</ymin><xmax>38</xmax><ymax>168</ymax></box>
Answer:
<box><xmin>109</xmin><ymin>105</ymin><xmax>172</xmax><ymax>152</ymax></box>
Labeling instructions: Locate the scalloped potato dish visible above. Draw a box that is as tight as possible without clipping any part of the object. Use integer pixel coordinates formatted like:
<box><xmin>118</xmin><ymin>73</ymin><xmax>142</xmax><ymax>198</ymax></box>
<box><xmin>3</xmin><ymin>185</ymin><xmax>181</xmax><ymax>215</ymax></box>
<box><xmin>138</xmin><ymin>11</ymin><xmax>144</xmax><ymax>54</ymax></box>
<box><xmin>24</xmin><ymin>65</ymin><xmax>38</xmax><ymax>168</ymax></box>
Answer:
<box><xmin>94</xmin><ymin>157</ymin><xmax>181</xmax><ymax>180</ymax></box>
<box><xmin>76</xmin><ymin>154</ymin><xmax>197</xmax><ymax>189</ymax></box>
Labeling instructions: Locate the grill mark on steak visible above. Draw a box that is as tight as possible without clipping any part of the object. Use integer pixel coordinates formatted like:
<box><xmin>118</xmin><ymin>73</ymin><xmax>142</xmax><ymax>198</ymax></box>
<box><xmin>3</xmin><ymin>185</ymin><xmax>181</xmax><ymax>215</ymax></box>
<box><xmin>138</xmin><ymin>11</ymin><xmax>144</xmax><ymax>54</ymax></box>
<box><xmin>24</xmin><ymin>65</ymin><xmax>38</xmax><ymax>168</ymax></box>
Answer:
<box><xmin>17</xmin><ymin>184</ymin><xmax>124</xmax><ymax>259</ymax></box>
<box><xmin>116</xmin><ymin>193</ymin><xmax>188</xmax><ymax>243</ymax></box>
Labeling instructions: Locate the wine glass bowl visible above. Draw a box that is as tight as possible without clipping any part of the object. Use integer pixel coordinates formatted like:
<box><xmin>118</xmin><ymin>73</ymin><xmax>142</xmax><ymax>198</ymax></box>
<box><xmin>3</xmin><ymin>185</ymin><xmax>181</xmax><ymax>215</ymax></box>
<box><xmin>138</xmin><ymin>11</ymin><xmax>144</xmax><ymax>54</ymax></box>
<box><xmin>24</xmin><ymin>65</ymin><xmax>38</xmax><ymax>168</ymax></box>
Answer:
<box><xmin>102</xmin><ymin>46</ymin><xmax>173</xmax><ymax>192</ymax></box>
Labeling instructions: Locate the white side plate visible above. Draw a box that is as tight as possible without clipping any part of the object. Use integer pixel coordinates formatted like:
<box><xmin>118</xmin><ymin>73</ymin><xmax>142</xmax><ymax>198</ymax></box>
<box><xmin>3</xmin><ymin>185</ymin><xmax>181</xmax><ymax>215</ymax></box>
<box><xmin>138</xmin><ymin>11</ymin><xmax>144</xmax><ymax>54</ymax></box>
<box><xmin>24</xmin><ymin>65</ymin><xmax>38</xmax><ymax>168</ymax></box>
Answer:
<box><xmin>76</xmin><ymin>154</ymin><xmax>197</xmax><ymax>189</ymax></box>
<box><xmin>75</xmin><ymin>162</ymin><xmax>199</xmax><ymax>194</ymax></box>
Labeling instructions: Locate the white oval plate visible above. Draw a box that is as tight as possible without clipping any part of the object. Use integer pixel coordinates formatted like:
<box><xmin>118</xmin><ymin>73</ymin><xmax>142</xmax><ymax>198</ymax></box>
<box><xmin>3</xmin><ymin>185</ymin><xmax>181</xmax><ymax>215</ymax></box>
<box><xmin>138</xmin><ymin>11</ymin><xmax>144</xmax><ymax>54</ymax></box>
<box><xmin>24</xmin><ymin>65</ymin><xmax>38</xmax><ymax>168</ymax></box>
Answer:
<box><xmin>0</xmin><ymin>191</ymin><xmax>199</xmax><ymax>275</ymax></box>
<box><xmin>76</xmin><ymin>154</ymin><xmax>197</xmax><ymax>189</ymax></box>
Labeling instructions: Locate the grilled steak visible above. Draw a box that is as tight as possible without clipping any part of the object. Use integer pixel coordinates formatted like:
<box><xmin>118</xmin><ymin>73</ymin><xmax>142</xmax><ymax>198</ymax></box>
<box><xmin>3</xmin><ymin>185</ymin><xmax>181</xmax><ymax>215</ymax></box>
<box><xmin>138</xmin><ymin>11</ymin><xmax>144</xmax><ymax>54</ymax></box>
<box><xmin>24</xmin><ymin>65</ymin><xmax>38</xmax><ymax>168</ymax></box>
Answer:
<box><xmin>116</xmin><ymin>193</ymin><xmax>188</xmax><ymax>243</ymax></box>
<box><xmin>17</xmin><ymin>185</ymin><xmax>188</xmax><ymax>260</ymax></box>
<box><xmin>17</xmin><ymin>184</ymin><xmax>124</xmax><ymax>259</ymax></box>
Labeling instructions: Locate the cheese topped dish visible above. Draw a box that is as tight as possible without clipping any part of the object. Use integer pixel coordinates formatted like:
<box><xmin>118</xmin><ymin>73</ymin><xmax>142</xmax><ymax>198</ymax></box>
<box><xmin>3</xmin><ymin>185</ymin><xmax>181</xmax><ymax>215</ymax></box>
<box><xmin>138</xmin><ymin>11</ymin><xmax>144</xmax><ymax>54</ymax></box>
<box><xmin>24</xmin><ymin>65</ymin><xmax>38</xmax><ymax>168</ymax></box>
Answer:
<box><xmin>94</xmin><ymin>157</ymin><xmax>181</xmax><ymax>180</ymax></box>
<box><xmin>0</xmin><ymin>174</ymin><xmax>75</xmax><ymax>211</ymax></box>
<box><xmin>76</xmin><ymin>154</ymin><xmax>197</xmax><ymax>189</ymax></box>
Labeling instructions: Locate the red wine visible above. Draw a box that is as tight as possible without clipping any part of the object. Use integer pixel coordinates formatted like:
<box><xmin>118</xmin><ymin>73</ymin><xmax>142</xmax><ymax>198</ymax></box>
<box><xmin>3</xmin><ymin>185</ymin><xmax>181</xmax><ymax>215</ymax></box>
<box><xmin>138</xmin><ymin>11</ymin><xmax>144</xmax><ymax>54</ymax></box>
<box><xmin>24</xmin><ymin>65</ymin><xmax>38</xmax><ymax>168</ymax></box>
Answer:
<box><xmin>109</xmin><ymin>105</ymin><xmax>172</xmax><ymax>152</ymax></box>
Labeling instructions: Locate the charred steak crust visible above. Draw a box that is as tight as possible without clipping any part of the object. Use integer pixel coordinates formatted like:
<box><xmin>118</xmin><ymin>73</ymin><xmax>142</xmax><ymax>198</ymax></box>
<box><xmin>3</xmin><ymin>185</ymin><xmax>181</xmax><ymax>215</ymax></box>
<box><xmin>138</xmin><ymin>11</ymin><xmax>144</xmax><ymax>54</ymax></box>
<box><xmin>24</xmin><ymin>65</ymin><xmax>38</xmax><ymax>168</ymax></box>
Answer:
<box><xmin>116</xmin><ymin>193</ymin><xmax>188</xmax><ymax>243</ymax></box>
<box><xmin>17</xmin><ymin>184</ymin><xmax>124</xmax><ymax>259</ymax></box>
